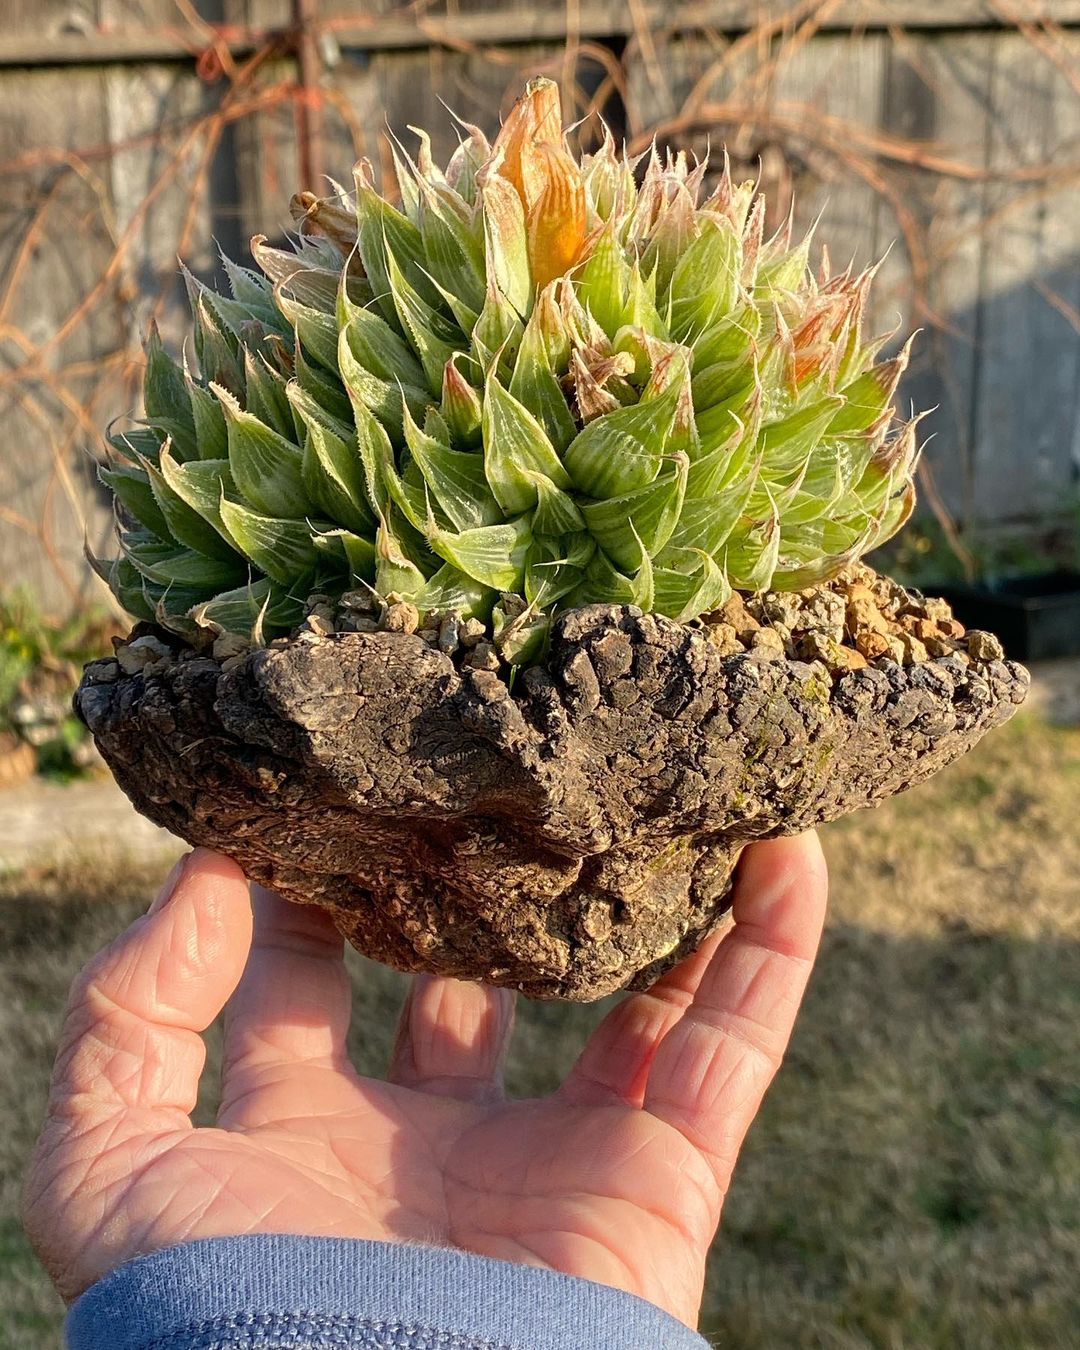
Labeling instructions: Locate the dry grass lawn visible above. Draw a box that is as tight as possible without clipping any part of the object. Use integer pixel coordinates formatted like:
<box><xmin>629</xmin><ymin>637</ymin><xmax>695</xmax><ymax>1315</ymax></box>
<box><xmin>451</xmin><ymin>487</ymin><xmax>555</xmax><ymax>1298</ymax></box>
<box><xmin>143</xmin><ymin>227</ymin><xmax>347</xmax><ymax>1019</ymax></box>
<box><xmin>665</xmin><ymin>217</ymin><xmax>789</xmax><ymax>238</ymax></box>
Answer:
<box><xmin>1</xmin><ymin>712</ymin><xmax>1077</xmax><ymax>1348</ymax></box>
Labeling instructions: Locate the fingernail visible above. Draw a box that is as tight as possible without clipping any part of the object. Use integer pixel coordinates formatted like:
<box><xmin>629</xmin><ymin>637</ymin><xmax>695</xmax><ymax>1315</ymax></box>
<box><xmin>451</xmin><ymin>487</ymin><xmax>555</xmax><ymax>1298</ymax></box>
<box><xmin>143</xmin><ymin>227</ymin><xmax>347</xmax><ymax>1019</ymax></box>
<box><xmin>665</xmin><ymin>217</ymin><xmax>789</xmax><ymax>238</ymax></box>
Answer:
<box><xmin>148</xmin><ymin>853</ymin><xmax>190</xmax><ymax>914</ymax></box>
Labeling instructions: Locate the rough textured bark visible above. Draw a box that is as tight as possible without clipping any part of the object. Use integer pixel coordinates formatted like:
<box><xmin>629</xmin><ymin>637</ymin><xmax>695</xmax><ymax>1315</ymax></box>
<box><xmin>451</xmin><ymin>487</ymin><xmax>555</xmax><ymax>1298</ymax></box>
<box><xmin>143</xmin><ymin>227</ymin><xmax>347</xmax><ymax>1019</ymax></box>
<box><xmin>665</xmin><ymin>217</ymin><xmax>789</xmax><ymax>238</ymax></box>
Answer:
<box><xmin>76</xmin><ymin>604</ymin><xmax>1029</xmax><ymax>1000</ymax></box>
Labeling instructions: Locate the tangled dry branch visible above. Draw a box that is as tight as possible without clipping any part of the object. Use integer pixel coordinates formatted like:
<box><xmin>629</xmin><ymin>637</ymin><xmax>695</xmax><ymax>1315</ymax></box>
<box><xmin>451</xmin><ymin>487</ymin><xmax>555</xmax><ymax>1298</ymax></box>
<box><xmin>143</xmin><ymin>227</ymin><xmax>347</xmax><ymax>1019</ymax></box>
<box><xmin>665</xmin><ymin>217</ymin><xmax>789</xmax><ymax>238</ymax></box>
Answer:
<box><xmin>0</xmin><ymin>0</ymin><xmax>1076</xmax><ymax>606</ymax></box>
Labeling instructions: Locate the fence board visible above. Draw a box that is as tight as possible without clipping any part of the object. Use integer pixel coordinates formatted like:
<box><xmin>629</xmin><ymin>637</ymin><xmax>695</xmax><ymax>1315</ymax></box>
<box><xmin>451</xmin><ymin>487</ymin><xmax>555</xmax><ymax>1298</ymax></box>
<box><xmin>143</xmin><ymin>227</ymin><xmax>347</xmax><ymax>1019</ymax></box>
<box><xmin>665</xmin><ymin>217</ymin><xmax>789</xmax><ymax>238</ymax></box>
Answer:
<box><xmin>877</xmin><ymin>33</ymin><xmax>997</xmax><ymax>526</ymax></box>
<box><xmin>627</xmin><ymin>25</ymin><xmax>1080</xmax><ymax>532</ymax></box>
<box><xmin>0</xmin><ymin>67</ymin><xmax>124</xmax><ymax>610</ymax></box>
<box><xmin>971</xmin><ymin>33</ymin><xmax>1080</xmax><ymax>529</ymax></box>
<box><xmin>1</xmin><ymin>11</ymin><xmax>1078</xmax><ymax>615</ymax></box>
<box><xmin>0</xmin><ymin>51</ymin><xmax>247</xmax><ymax>614</ymax></box>
<box><xmin>7</xmin><ymin>3</ymin><xmax>1080</xmax><ymax>64</ymax></box>
<box><xmin>0</xmin><ymin>0</ymin><xmax>223</xmax><ymax>47</ymax></box>
<box><xmin>102</xmin><ymin>61</ymin><xmax>230</xmax><ymax>326</ymax></box>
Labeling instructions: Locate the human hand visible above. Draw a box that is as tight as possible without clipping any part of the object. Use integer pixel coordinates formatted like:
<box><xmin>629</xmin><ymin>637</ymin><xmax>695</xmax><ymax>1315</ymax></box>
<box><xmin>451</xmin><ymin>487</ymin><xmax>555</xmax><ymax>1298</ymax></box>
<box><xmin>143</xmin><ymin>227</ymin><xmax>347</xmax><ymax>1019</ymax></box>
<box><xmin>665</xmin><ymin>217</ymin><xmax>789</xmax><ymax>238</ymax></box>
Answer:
<box><xmin>23</xmin><ymin>835</ymin><xmax>827</xmax><ymax>1328</ymax></box>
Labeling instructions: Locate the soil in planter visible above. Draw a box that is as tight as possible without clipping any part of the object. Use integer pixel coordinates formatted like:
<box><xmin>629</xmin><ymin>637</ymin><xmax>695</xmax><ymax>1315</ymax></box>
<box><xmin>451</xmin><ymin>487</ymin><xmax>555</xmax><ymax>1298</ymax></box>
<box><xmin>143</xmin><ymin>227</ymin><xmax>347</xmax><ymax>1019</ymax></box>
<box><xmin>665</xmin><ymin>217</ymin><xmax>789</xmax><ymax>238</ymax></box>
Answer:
<box><xmin>194</xmin><ymin>560</ymin><xmax>1001</xmax><ymax>684</ymax></box>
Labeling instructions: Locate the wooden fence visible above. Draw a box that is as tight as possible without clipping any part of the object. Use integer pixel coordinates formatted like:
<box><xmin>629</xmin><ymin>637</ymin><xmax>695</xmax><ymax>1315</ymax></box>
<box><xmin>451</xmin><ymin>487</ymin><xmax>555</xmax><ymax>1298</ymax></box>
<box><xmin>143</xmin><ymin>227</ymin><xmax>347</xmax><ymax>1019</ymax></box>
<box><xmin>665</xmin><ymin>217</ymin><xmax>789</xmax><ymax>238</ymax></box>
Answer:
<box><xmin>2</xmin><ymin>1</ymin><xmax>1079</xmax><ymax>613</ymax></box>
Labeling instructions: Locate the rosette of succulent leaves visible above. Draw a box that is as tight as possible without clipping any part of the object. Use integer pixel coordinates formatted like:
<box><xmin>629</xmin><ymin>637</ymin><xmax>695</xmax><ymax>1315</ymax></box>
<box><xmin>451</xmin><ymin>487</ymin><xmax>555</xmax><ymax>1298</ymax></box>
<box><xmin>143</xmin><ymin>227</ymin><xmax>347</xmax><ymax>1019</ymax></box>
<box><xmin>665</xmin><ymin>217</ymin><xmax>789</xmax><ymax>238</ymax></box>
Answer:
<box><xmin>95</xmin><ymin>77</ymin><xmax>919</xmax><ymax>666</ymax></box>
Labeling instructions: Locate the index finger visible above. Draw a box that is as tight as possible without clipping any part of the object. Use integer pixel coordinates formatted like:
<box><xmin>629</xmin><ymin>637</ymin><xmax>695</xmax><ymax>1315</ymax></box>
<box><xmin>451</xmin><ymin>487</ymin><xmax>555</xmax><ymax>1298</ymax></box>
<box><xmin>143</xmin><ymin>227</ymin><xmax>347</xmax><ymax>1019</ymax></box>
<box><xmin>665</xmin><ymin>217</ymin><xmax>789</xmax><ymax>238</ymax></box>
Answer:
<box><xmin>642</xmin><ymin>833</ymin><xmax>827</xmax><ymax>1192</ymax></box>
<box><xmin>43</xmin><ymin>849</ymin><xmax>252</xmax><ymax>1133</ymax></box>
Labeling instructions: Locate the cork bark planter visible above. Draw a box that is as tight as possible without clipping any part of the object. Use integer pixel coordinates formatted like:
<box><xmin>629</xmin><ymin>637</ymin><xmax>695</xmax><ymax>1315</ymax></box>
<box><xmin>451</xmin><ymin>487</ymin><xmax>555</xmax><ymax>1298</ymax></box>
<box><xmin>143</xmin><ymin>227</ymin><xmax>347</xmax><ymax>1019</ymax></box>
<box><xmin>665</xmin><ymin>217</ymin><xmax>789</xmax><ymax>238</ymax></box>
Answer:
<box><xmin>75</xmin><ymin>602</ymin><xmax>1029</xmax><ymax>1001</ymax></box>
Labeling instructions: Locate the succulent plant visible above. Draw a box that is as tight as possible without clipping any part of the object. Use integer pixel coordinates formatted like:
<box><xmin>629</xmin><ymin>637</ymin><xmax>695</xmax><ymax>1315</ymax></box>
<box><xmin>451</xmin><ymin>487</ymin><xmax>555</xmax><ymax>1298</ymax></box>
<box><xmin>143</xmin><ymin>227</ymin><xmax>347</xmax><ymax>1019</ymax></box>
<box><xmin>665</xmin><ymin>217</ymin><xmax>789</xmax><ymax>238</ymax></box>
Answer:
<box><xmin>95</xmin><ymin>77</ymin><xmax>918</xmax><ymax>666</ymax></box>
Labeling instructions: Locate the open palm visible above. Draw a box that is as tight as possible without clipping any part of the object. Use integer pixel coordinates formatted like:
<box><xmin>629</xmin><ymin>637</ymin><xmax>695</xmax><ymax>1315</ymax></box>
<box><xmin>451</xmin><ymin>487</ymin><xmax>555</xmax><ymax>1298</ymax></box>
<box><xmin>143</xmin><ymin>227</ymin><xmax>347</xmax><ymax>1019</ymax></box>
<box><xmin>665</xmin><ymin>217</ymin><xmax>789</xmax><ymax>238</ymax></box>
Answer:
<box><xmin>24</xmin><ymin>839</ymin><xmax>826</xmax><ymax>1329</ymax></box>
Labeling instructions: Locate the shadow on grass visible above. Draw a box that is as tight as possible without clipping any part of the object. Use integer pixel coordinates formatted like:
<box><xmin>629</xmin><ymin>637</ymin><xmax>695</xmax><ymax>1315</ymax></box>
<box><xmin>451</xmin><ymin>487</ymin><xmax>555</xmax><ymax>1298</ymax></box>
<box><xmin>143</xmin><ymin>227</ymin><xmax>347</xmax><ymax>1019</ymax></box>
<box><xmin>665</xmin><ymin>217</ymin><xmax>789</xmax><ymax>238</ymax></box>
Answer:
<box><xmin>0</xmin><ymin>875</ymin><xmax>1076</xmax><ymax>1350</ymax></box>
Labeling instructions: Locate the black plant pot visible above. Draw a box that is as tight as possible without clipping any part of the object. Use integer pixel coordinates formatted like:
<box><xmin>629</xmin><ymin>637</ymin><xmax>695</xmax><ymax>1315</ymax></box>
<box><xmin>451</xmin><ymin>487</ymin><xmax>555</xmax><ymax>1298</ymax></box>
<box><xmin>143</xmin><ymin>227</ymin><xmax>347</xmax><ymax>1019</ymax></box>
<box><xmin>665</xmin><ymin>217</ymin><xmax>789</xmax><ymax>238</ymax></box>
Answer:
<box><xmin>935</xmin><ymin>573</ymin><xmax>1080</xmax><ymax>662</ymax></box>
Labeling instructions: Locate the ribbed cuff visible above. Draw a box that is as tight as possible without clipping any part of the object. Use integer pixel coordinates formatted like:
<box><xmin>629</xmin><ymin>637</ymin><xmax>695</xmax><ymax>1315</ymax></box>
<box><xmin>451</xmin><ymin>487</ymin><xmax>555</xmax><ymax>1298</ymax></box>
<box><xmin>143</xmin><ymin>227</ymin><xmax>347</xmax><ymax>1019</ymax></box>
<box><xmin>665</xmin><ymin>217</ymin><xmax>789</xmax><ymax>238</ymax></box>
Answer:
<box><xmin>65</xmin><ymin>1234</ymin><xmax>710</xmax><ymax>1350</ymax></box>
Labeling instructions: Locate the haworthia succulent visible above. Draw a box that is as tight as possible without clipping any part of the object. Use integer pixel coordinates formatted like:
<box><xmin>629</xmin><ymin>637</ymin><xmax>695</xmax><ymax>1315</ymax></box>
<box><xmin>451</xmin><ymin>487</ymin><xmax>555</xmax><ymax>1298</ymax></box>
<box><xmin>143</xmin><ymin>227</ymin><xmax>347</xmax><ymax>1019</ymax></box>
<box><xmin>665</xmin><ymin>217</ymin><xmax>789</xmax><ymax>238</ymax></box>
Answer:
<box><xmin>96</xmin><ymin>78</ymin><xmax>920</xmax><ymax>659</ymax></box>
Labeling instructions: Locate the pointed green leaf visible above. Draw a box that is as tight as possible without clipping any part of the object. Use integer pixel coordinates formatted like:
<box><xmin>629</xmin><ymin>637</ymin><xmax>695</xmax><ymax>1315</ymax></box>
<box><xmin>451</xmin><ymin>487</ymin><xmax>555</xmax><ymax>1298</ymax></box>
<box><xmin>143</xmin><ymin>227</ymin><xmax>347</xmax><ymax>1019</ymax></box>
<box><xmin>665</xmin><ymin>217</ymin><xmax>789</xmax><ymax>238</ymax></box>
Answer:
<box><xmin>867</xmin><ymin>481</ymin><xmax>916</xmax><ymax>550</ymax></box>
<box><xmin>524</xmin><ymin>532</ymin><xmax>594</xmax><ymax>607</ymax></box>
<box><xmin>760</xmin><ymin>396</ymin><xmax>845</xmax><ymax>473</ymax></box>
<box><xmin>691</xmin><ymin>308</ymin><xmax>760</xmax><ymax>369</ymax></box>
<box><xmin>312</xmin><ymin>526</ymin><xmax>377</xmax><ymax>581</ymax></box>
<box><xmin>695</xmin><ymin>379</ymin><xmax>762</xmax><ymax>456</ymax></box>
<box><xmin>146</xmin><ymin>450</ymin><xmax>239</xmax><ymax>561</ymax></box>
<box><xmin>494</xmin><ymin>611</ymin><xmax>549</xmax><ymax>667</ymax></box>
<box><xmin>653</xmin><ymin>550</ymin><xmax>731</xmax><ymax>622</ymax></box>
<box><xmin>563</xmin><ymin>380</ymin><xmax>680</xmax><ymax>498</ymax></box>
<box><xmin>482</xmin><ymin>376</ymin><xmax>570</xmax><ymax>514</ymax></box>
<box><xmin>570</xmin><ymin>547</ymin><xmax>637</xmax><ymax>607</ymax></box>
<box><xmin>402</xmin><ymin>404</ymin><xmax>500</xmax><ymax>530</ymax></box>
<box><xmin>639</xmin><ymin>188</ymin><xmax>699</xmax><ymax>305</ymax></box>
<box><xmin>336</xmin><ymin>280</ymin><xmax>427</xmax><ymax>387</ymax></box>
<box><xmin>423</xmin><ymin>406</ymin><xmax>453</xmax><ymax>445</ymax></box>
<box><xmin>100</xmin><ymin>464</ymin><xmax>172</xmax><ymax>539</ymax></box>
<box><xmin>108</xmin><ymin>425</ymin><xmax>165</xmax><ymax>466</ymax></box>
<box><xmin>295</xmin><ymin>340</ymin><xmax>352</xmax><ymax>425</ymax></box>
<box><xmin>631</xmin><ymin>542</ymin><xmax>654</xmax><ymax>611</ymax></box>
<box><xmin>510</xmin><ymin>307</ymin><xmax>576</xmax><ymax>453</ymax></box>
<box><xmin>193</xmin><ymin>295</ymin><xmax>244</xmax><ymax>397</ymax></box>
<box><xmin>685</xmin><ymin>418</ymin><xmax>757</xmax><ymax>499</ymax></box>
<box><xmin>662</xmin><ymin>464</ymin><xmax>759</xmax><ymax>560</ymax></box>
<box><xmin>669</xmin><ymin>215</ymin><xmax>741</xmax><ymax>342</ymax></box>
<box><xmin>188</xmin><ymin>380</ymin><xmax>229</xmax><ymax>459</ymax></box>
<box><xmin>272</xmin><ymin>263</ymin><xmax>342</xmax><ymax>315</ymax></box>
<box><xmin>440</xmin><ymin>355</ymin><xmax>483</xmax><ymax>448</ymax></box>
<box><xmin>274</xmin><ymin>285</ymin><xmax>340</xmax><ymax>373</ymax></box>
<box><xmin>577</xmin><ymin>222</ymin><xmax>633</xmax><ymax>340</ymax></box>
<box><xmin>222</xmin><ymin>254</ymin><xmax>276</xmax><ymax>314</ymax></box>
<box><xmin>97</xmin><ymin>555</ymin><xmax>156</xmax><ymax>622</ymax></box>
<box><xmin>770</xmin><ymin>514</ymin><xmax>875</xmax><ymax>591</ymax></box>
<box><xmin>143</xmin><ymin>325</ymin><xmax>196</xmax><ymax>456</ymax></box>
<box><xmin>418</xmin><ymin>184</ymin><xmax>486</xmax><ymax>315</ymax></box>
<box><xmin>377</xmin><ymin>445</ymin><xmax>431</xmax><ymax>537</ymax></box>
<box><xmin>298</xmin><ymin>417</ymin><xmax>377</xmax><ymax>538</ymax></box>
<box><xmin>121</xmin><ymin>533</ymin><xmax>246</xmax><ymax>590</ymax></box>
<box><xmin>756</xmin><ymin>236</ymin><xmax>810</xmax><ymax>297</ymax></box>
<box><xmin>624</xmin><ymin>262</ymin><xmax>666</xmax><ymax>339</ymax></box>
<box><xmin>724</xmin><ymin>509</ymin><xmax>781</xmax><ymax>592</ymax></box>
<box><xmin>445</xmin><ymin>125</ymin><xmax>490</xmax><ymax>204</ymax></box>
<box><xmin>427</xmin><ymin>516</ymin><xmax>531</xmax><ymax>591</ymax></box>
<box><xmin>354</xmin><ymin>163</ymin><xmax>442</xmax><ymax>325</ymax></box>
<box><xmin>375</xmin><ymin>515</ymin><xmax>429</xmax><ymax>597</ymax></box>
<box><xmin>217</xmin><ymin>498</ymin><xmax>319</xmax><ymax>585</ymax></box>
<box><xmin>471</xmin><ymin>282</ymin><xmax>524</xmax><ymax>377</ymax></box>
<box><xmin>528</xmin><ymin>472</ymin><xmax>585</xmax><ymax>536</ymax></box>
<box><xmin>338</xmin><ymin>320</ymin><xmax>427</xmax><ymax>438</ymax></box>
<box><xmin>190</xmin><ymin>576</ymin><xmax>305</xmax><ymax>637</ymax></box>
<box><xmin>414</xmin><ymin>564</ymin><xmax>494</xmax><ymax>621</ymax></box>
<box><xmin>214</xmin><ymin>383</ymin><xmax>310</xmax><ymax>518</ymax></box>
<box><xmin>389</xmin><ymin>141</ymin><xmax>422</xmax><ymax>224</ymax></box>
<box><xmin>385</xmin><ymin>248</ymin><xmax>463</xmax><ymax>395</ymax></box>
<box><xmin>829</xmin><ymin>355</ymin><xmax>906</xmax><ymax>435</ymax></box>
<box><xmin>425</xmin><ymin>269</ymin><xmax>481</xmax><ymax>336</ymax></box>
<box><xmin>183</xmin><ymin>264</ymin><xmax>263</xmax><ymax>339</ymax></box>
<box><xmin>581</xmin><ymin>454</ymin><xmax>687</xmax><ymax>572</ymax></box>
<box><xmin>243</xmin><ymin>349</ymin><xmax>294</xmax><ymax>439</ymax></box>
<box><xmin>691</xmin><ymin>350</ymin><xmax>759</xmax><ymax>413</ymax></box>
<box><xmin>154</xmin><ymin>449</ymin><xmax>237</xmax><ymax>555</ymax></box>
<box><xmin>286</xmin><ymin>381</ymin><xmax>374</xmax><ymax>533</ymax></box>
<box><xmin>349</xmin><ymin>395</ymin><xmax>396</xmax><ymax>520</ymax></box>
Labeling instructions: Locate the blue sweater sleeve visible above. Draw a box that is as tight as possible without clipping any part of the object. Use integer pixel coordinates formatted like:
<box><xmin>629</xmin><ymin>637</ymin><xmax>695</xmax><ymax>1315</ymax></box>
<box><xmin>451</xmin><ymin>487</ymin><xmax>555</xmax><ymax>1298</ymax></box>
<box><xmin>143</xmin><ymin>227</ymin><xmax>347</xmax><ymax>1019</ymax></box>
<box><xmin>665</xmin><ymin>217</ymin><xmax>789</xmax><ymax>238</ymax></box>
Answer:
<box><xmin>65</xmin><ymin>1234</ymin><xmax>712</xmax><ymax>1349</ymax></box>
